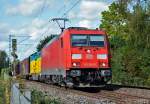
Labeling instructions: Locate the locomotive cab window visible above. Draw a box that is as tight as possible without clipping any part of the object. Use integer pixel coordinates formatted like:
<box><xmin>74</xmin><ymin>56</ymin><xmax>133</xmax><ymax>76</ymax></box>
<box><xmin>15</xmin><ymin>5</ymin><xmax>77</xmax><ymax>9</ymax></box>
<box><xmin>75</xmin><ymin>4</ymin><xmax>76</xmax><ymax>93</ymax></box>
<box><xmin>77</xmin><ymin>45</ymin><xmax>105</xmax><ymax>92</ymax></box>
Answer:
<box><xmin>71</xmin><ymin>34</ymin><xmax>105</xmax><ymax>47</ymax></box>
<box><xmin>89</xmin><ymin>35</ymin><xmax>104</xmax><ymax>47</ymax></box>
<box><xmin>72</xmin><ymin>35</ymin><xmax>88</xmax><ymax>46</ymax></box>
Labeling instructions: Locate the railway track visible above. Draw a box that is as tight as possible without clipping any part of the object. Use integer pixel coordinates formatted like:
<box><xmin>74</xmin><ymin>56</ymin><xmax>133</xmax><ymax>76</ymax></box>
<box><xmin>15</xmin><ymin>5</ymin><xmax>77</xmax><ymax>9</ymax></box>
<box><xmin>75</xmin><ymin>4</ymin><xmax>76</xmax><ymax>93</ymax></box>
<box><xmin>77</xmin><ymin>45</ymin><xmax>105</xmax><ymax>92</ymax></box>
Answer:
<box><xmin>98</xmin><ymin>90</ymin><xmax>150</xmax><ymax>104</ymax></box>
<box><xmin>73</xmin><ymin>87</ymin><xmax>150</xmax><ymax>104</ymax></box>
<box><xmin>107</xmin><ymin>84</ymin><xmax>150</xmax><ymax>90</ymax></box>
<box><xmin>24</xmin><ymin>80</ymin><xmax>150</xmax><ymax>104</ymax></box>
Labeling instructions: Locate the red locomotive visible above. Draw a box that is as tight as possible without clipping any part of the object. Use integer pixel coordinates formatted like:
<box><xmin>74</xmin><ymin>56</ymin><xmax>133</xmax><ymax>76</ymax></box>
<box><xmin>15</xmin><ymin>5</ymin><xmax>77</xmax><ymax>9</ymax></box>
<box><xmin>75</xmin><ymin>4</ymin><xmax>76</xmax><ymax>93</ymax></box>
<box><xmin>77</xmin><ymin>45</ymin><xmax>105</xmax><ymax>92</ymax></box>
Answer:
<box><xmin>40</xmin><ymin>27</ymin><xmax>111</xmax><ymax>87</ymax></box>
<box><xmin>20</xmin><ymin>27</ymin><xmax>112</xmax><ymax>87</ymax></box>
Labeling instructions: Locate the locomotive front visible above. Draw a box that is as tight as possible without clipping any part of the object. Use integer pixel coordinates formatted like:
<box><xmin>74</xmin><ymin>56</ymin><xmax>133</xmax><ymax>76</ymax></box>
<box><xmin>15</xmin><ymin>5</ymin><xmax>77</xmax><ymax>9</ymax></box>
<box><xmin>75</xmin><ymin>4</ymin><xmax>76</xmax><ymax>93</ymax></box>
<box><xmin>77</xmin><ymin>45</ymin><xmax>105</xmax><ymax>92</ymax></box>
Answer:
<box><xmin>66</xmin><ymin>28</ymin><xmax>111</xmax><ymax>87</ymax></box>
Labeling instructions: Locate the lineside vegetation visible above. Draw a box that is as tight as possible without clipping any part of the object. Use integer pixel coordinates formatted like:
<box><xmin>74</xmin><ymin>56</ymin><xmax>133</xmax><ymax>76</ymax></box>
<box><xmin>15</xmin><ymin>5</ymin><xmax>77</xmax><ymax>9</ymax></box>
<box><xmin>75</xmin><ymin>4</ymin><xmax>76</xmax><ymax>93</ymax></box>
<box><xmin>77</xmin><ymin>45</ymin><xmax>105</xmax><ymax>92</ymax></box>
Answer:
<box><xmin>100</xmin><ymin>0</ymin><xmax>150</xmax><ymax>86</ymax></box>
<box><xmin>31</xmin><ymin>89</ymin><xmax>61</xmax><ymax>104</ymax></box>
<box><xmin>0</xmin><ymin>68</ymin><xmax>11</xmax><ymax>104</ymax></box>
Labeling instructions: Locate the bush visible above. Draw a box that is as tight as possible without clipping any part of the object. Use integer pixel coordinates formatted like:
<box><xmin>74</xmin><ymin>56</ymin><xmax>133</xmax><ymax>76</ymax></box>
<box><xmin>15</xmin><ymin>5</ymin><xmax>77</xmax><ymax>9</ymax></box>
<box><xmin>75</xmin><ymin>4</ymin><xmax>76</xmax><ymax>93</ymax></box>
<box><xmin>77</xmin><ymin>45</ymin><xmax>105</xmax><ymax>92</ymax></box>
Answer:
<box><xmin>31</xmin><ymin>90</ymin><xmax>60</xmax><ymax>104</ymax></box>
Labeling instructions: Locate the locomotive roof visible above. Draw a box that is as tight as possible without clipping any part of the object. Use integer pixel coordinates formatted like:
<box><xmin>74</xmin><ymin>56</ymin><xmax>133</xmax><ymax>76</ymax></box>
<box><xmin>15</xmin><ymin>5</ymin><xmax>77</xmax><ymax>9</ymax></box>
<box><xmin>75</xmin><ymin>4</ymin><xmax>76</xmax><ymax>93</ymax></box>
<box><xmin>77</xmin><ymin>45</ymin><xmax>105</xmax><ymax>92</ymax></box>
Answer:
<box><xmin>67</xmin><ymin>27</ymin><xmax>88</xmax><ymax>30</ymax></box>
<box><xmin>66</xmin><ymin>27</ymin><xmax>106</xmax><ymax>33</ymax></box>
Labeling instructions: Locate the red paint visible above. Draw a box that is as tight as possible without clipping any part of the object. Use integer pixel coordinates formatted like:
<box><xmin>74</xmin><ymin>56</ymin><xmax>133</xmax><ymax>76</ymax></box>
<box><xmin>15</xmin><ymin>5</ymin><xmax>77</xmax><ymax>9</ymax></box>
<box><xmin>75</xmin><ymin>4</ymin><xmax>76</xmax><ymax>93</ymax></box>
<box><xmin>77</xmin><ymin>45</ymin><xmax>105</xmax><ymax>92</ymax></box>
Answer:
<box><xmin>41</xmin><ymin>28</ymin><xmax>111</xmax><ymax>73</ymax></box>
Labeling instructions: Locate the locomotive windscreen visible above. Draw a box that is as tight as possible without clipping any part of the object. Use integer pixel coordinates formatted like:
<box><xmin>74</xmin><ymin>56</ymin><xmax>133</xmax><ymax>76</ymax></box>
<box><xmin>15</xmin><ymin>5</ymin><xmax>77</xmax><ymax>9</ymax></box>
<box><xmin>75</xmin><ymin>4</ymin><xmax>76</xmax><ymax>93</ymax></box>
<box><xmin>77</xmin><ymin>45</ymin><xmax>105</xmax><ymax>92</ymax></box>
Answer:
<box><xmin>71</xmin><ymin>34</ymin><xmax>105</xmax><ymax>47</ymax></box>
<box><xmin>72</xmin><ymin>35</ymin><xmax>88</xmax><ymax>46</ymax></box>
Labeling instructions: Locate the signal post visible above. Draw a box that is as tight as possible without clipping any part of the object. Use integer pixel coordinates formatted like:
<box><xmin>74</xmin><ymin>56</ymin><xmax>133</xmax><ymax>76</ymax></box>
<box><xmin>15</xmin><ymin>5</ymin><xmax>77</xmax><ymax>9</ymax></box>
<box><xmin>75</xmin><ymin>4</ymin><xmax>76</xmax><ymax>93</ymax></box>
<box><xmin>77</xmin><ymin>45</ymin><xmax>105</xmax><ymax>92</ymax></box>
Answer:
<box><xmin>11</xmin><ymin>38</ymin><xmax>18</xmax><ymax>76</ymax></box>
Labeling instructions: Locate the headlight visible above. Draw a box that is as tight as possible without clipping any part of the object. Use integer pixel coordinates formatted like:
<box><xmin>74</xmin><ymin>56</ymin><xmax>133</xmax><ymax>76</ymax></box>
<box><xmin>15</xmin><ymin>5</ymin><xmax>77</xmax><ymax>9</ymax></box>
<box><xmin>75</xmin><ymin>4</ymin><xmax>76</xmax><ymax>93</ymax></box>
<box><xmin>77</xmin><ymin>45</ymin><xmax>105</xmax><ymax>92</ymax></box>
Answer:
<box><xmin>72</xmin><ymin>62</ymin><xmax>80</xmax><ymax>67</ymax></box>
<box><xmin>97</xmin><ymin>54</ymin><xmax>107</xmax><ymax>59</ymax></box>
<box><xmin>101</xmin><ymin>62</ymin><xmax>106</xmax><ymax>67</ymax></box>
<box><xmin>101</xmin><ymin>70</ymin><xmax>111</xmax><ymax>76</ymax></box>
<box><xmin>72</xmin><ymin>54</ymin><xmax>82</xmax><ymax>59</ymax></box>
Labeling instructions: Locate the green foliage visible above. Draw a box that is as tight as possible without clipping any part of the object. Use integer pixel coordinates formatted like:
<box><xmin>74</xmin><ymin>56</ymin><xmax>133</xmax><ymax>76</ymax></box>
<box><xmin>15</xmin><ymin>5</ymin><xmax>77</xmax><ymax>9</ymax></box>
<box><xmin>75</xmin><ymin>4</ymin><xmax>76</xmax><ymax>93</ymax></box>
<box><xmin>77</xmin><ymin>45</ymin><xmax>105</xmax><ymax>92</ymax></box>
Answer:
<box><xmin>110</xmin><ymin>35</ymin><xmax>126</xmax><ymax>50</ymax></box>
<box><xmin>100</xmin><ymin>0</ymin><xmax>150</xmax><ymax>87</ymax></box>
<box><xmin>0</xmin><ymin>77</ymin><xmax>11</xmax><ymax>104</ymax></box>
<box><xmin>36</xmin><ymin>35</ymin><xmax>57</xmax><ymax>51</ymax></box>
<box><xmin>31</xmin><ymin>90</ymin><xmax>60</xmax><ymax>104</ymax></box>
<box><xmin>100</xmin><ymin>2</ymin><xmax>129</xmax><ymax>40</ymax></box>
<box><xmin>0</xmin><ymin>81</ymin><xmax>5</xmax><ymax>104</ymax></box>
<box><xmin>127</xmin><ymin>4</ymin><xmax>150</xmax><ymax>49</ymax></box>
<box><xmin>0</xmin><ymin>50</ymin><xmax>9</xmax><ymax>74</ymax></box>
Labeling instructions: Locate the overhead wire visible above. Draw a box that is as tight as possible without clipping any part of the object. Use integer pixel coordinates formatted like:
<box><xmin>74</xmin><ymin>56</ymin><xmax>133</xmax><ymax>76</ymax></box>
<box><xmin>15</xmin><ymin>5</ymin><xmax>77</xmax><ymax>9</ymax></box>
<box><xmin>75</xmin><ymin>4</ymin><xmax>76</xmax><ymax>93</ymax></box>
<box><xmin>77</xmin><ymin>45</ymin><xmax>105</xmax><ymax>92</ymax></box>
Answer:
<box><xmin>39</xmin><ymin>0</ymin><xmax>78</xmax><ymax>37</ymax></box>
<box><xmin>34</xmin><ymin>0</ymin><xmax>47</xmax><ymax>18</ymax></box>
<box><xmin>21</xmin><ymin>22</ymin><xmax>52</xmax><ymax>55</ymax></box>
<box><xmin>62</xmin><ymin>0</ymin><xmax>81</xmax><ymax>17</ymax></box>
<box><xmin>7</xmin><ymin>0</ymin><xmax>47</xmax><ymax>60</ymax></box>
<box><xmin>19</xmin><ymin>0</ymin><xmax>81</xmax><ymax>59</ymax></box>
<box><xmin>18</xmin><ymin>36</ymin><xmax>31</xmax><ymax>44</ymax></box>
<box><xmin>56</xmin><ymin>0</ymin><xmax>74</xmax><ymax>17</ymax></box>
<box><xmin>16</xmin><ymin>0</ymin><xmax>47</xmax><ymax>59</ymax></box>
<box><xmin>35</xmin><ymin>0</ymin><xmax>81</xmax><ymax>43</ymax></box>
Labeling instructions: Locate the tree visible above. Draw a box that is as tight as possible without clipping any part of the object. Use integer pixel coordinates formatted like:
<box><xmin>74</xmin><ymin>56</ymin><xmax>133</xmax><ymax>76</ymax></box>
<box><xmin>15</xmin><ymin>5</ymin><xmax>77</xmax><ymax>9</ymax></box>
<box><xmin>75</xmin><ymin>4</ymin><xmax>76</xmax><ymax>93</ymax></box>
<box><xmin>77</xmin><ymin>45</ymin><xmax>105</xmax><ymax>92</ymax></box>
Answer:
<box><xmin>127</xmin><ymin>3</ymin><xmax>150</xmax><ymax>49</ymax></box>
<box><xmin>100</xmin><ymin>0</ymin><xmax>150</xmax><ymax>86</ymax></box>
<box><xmin>100</xmin><ymin>2</ymin><xmax>129</xmax><ymax>36</ymax></box>
<box><xmin>100</xmin><ymin>2</ymin><xmax>129</xmax><ymax>50</ymax></box>
<box><xmin>36</xmin><ymin>35</ymin><xmax>57</xmax><ymax>51</ymax></box>
<box><xmin>0</xmin><ymin>50</ymin><xmax>9</xmax><ymax>74</ymax></box>
<box><xmin>122</xmin><ymin>2</ymin><xmax>150</xmax><ymax>81</ymax></box>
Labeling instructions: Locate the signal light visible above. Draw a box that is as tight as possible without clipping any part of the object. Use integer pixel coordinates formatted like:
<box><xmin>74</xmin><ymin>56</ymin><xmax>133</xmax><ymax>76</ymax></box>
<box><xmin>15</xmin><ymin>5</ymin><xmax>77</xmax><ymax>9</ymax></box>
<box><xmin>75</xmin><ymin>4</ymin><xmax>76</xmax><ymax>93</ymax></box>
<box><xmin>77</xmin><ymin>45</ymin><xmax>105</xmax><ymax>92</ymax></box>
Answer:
<box><xmin>12</xmin><ymin>39</ymin><xmax>17</xmax><ymax>52</ymax></box>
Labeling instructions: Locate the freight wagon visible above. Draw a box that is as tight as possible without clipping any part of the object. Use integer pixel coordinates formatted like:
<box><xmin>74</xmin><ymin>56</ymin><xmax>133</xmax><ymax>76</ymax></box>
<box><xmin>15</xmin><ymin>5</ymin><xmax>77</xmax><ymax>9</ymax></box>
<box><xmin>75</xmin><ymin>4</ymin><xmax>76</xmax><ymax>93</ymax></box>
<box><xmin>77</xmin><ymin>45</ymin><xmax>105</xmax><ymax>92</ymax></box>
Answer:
<box><xmin>20</xmin><ymin>58</ymin><xmax>30</xmax><ymax>79</ymax></box>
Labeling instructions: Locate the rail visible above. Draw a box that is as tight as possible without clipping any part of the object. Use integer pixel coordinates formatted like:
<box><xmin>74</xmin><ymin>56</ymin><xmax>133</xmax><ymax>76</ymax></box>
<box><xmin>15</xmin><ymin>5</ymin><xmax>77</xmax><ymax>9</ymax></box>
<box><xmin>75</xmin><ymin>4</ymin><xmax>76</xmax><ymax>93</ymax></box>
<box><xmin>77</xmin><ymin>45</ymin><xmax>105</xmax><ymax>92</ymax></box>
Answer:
<box><xmin>25</xmin><ymin>80</ymin><xmax>150</xmax><ymax>104</ymax></box>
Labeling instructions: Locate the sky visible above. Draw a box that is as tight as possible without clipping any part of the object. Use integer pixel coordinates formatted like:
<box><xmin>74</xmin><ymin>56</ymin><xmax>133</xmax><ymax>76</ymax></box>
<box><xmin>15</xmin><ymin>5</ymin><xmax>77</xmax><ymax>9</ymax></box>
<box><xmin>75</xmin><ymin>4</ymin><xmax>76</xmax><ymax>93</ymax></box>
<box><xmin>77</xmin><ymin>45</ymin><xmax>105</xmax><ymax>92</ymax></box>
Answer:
<box><xmin>0</xmin><ymin>0</ymin><xmax>114</xmax><ymax>60</ymax></box>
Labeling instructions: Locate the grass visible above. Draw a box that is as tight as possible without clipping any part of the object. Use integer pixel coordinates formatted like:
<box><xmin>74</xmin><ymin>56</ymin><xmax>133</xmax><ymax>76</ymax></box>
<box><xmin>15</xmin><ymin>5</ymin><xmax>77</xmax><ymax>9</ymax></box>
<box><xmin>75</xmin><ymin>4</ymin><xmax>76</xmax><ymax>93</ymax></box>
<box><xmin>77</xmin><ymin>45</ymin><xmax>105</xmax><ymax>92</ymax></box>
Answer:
<box><xmin>0</xmin><ymin>78</ymin><xmax>10</xmax><ymax>104</ymax></box>
<box><xmin>0</xmin><ymin>68</ymin><xmax>11</xmax><ymax>104</ymax></box>
<box><xmin>0</xmin><ymin>79</ymin><xmax>5</xmax><ymax>104</ymax></box>
<box><xmin>31</xmin><ymin>89</ymin><xmax>61</xmax><ymax>104</ymax></box>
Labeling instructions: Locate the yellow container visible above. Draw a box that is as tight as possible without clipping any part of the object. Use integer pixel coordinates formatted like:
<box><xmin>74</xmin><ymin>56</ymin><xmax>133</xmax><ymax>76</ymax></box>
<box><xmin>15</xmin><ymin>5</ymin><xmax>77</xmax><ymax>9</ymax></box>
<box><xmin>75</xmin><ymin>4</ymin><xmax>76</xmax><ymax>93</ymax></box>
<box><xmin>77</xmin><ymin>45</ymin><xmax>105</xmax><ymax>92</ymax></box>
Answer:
<box><xmin>35</xmin><ymin>57</ymin><xmax>41</xmax><ymax>74</ymax></box>
<box><xmin>30</xmin><ymin>52</ymin><xmax>41</xmax><ymax>75</ymax></box>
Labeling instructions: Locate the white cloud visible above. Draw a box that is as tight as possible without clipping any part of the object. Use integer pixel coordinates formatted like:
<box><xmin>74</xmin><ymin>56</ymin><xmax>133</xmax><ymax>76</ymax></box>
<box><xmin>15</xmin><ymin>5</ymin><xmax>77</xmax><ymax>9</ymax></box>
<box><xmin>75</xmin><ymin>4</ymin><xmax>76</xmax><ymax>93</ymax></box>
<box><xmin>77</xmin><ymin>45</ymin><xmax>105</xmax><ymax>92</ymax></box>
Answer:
<box><xmin>68</xmin><ymin>0</ymin><xmax>109</xmax><ymax>28</ymax></box>
<box><xmin>6</xmin><ymin>0</ymin><xmax>53</xmax><ymax>16</ymax></box>
<box><xmin>9</xmin><ymin>18</ymin><xmax>59</xmax><ymax>59</ymax></box>
<box><xmin>0</xmin><ymin>18</ymin><xmax>59</xmax><ymax>59</ymax></box>
<box><xmin>78</xmin><ymin>20</ymin><xmax>91</xmax><ymax>28</ymax></box>
<box><xmin>32</xmin><ymin>18</ymin><xmax>47</xmax><ymax>29</ymax></box>
<box><xmin>28</xmin><ymin>18</ymin><xmax>59</xmax><ymax>40</ymax></box>
<box><xmin>9</xmin><ymin>18</ymin><xmax>55</xmax><ymax>40</ymax></box>
<box><xmin>0</xmin><ymin>23</ymin><xmax>10</xmax><ymax>41</ymax></box>
<box><xmin>69</xmin><ymin>0</ymin><xmax>109</xmax><ymax>20</ymax></box>
<box><xmin>18</xmin><ymin>43</ymin><xmax>36</xmax><ymax>60</ymax></box>
<box><xmin>0</xmin><ymin>41</ymin><xmax>8</xmax><ymax>51</ymax></box>
<box><xmin>79</xmin><ymin>0</ymin><xmax>108</xmax><ymax>20</ymax></box>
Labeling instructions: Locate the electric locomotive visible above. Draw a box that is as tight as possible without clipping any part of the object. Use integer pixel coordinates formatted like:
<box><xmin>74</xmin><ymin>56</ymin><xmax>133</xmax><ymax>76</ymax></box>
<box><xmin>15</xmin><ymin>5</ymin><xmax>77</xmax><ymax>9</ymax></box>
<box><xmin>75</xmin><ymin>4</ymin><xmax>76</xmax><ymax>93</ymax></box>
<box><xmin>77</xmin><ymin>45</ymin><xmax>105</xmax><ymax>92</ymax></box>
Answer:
<box><xmin>40</xmin><ymin>27</ymin><xmax>112</xmax><ymax>87</ymax></box>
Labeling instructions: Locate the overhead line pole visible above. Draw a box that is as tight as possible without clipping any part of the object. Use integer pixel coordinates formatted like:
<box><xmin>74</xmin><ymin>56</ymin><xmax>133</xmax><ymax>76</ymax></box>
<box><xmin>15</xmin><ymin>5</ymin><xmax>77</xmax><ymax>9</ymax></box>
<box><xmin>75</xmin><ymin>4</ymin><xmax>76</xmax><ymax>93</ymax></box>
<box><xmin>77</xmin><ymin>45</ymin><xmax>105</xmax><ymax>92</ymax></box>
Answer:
<box><xmin>9</xmin><ymin>35</ymin><xmax>11</xmax><ymax>72</ymax></box>
<box><xmin>51</xmin><ymin>18</ymin><xmax>69</xmax><ymax>33</ymax></box>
